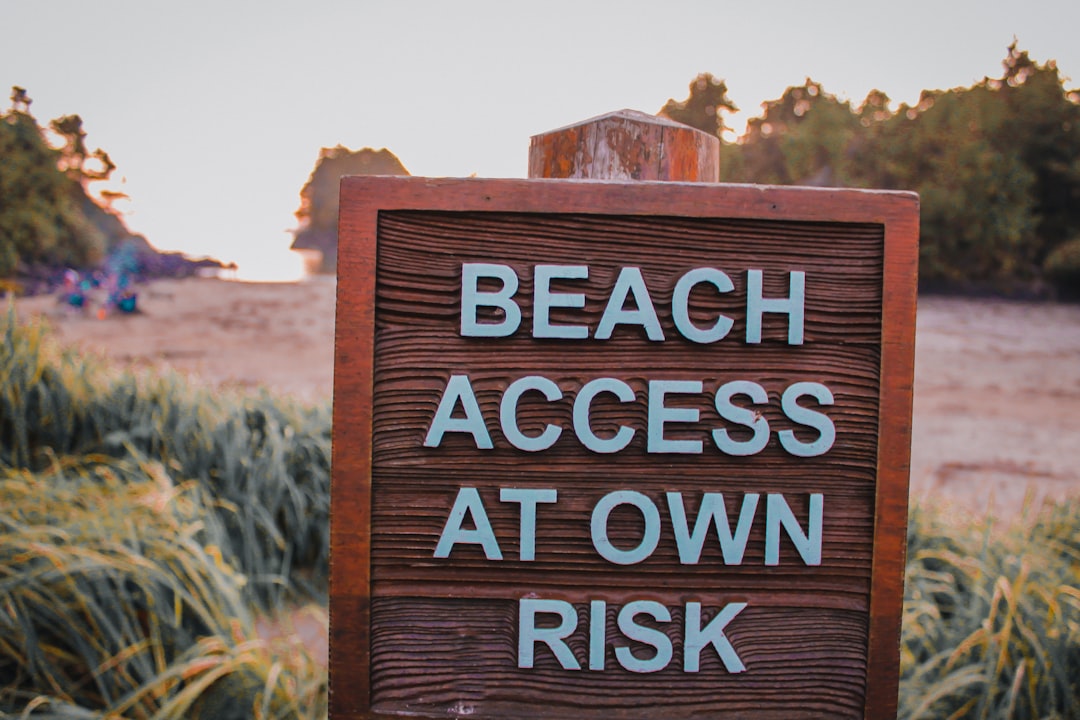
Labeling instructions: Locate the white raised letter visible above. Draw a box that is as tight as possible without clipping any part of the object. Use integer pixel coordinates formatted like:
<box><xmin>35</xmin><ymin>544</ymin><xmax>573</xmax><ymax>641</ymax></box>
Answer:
<box><xmin>595</xmin><ymin>267</ymin><xmax>664</xmax><ymax>341</ymax></box>
<box><xmin>765</xmin><ymin>493</ymin><xmax>823</xmax><ymax>566</ymax></box>
<box><xmin>648</xmin><ymin>380</ymin><xmax>703</xmax><ymax>454</ymax></box>
<box><xmin>519</xmin><ymin>599</ymin><xmax>580</xmax><ymax>669</ymax></box>
<box><xmin>434</xmin><ymin>487</ymin><xmax>502</xmax><ymax>560</ymax></box>
<box><xmin>672</xmin><ymin>268</ymin><xmax>735</xmax><ymax>343</ymax></box>
<box><xmin>500</xmin><ymin>376</ymin><xmax>563</xmax><ymax>452</ymax></box>
<box><xmin>573</xmin><ymin>378</ymin><xmax>636</xmax><ymax>453</ymax></box>
<box><xmin>534</xmin><ymin>265</ymin><xmax>589</xmax><ymax>339</ymax></box>
<box><xmin>712</xmin><ymin>380</ymin><xmax>770</xmax><ymax>456</ymax></box>
<box><xmin>779</xmin><ymin>382</ymin><xmax>835</xmax><ymax>457</ymax></box>
<box><xmin>684</xmin><ymin>602</ymin><xmax>747</xmax><ymax>673</ymax></box>
<box><xmin>500</xmin><ymin>488</ymin><xmax>557</xmax><ymax>561</ymax></box>
<box><xmin>591</xmin><ymin>491</ymin><xmax>661</xmax><ymax>565</ymax></box>
<box><xmin>745</xmin><ymin>269</ymin><xmax>805</xmax><ymax>345</ymax></box>
<box><xmin>461</xmin><ymin>263</ymin><xmax>521</xmax><ymax>337</ymax></box>
<box><xmin>424</xmin><ymin>375</ymin><xmax>492</xmax><ymax>449</ymax></box>
<box><xmin>589</xmin><ymin>600</ymin><xmax>606</xmax><ymax>670</ymax></box>
<box><xmin>666</xmin><ymin>492</ymin><xmax>760</xmax><ymax>565</ymax></box>
<box><xmin>615</xmin><ymin>601</ymin><xmax>673</xmax><ymax>673</ymax></box>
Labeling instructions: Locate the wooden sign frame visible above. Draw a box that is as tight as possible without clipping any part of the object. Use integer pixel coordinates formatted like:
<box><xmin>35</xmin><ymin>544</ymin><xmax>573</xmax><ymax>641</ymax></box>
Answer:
<box><xmin>331</xmin><ymin>176</ymin><xmax>918</xmax><ymax>719</ymax></box>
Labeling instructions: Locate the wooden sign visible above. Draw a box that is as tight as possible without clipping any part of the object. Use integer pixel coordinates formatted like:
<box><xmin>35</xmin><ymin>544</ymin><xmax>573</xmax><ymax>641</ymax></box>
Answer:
<box><xmin>331</xmin><ymin>176</ymin><xmax>918</xmax><ymax>719</ymax></box>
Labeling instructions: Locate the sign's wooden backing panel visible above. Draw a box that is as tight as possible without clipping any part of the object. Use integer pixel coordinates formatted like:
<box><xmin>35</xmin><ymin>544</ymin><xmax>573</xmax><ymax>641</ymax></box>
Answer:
<box><xmin>331</xmin><ymin>178</ymin><xmax>918</xmax><ymax>720</ymax></box>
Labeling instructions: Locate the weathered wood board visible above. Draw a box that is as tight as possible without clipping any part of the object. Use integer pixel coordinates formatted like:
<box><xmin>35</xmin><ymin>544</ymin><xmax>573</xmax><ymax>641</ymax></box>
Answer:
<box><xmin>527</xmin><ymin>109</ymin><xmax>720</xmax><ymax>182</ymax></box>
<box><xmin>331</xmin><ymin>177</ymin><xmax>918</xmax><ymax>719</ymax></box>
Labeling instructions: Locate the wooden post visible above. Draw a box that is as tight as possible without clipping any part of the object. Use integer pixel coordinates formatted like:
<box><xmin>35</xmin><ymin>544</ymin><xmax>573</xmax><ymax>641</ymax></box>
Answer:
<box><xmin>528</xmin><ymin>109</ymin><xmax>720</xmax><ymax>182</ymax></box>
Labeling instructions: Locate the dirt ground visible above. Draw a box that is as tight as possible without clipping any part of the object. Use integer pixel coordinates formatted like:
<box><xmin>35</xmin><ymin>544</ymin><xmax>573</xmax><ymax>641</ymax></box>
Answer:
<box><xmin>16</xmin><ymin>276</ymin><xmax>339</xmax><ymax>402</ymax></box>
<box><xmin>14</xmin><ymin>277</ymin><xmax>1080</xmax><ymax>518</ymax></box>
<box><xmin>910</xmin><ymin>296</ymin><xmax>1080</xmax><ymax>517</ymax></box>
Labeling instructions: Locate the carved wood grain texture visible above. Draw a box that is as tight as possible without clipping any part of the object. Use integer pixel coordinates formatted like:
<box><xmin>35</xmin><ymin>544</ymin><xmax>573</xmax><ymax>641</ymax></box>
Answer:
<box><xmin>331</xmin><ymin>177</ymin><xmax>918</xmax><ymax>720</ymax></box>
<box><xmin>370</xmin><ymin>600</ymin><xmax>868</xmax><ymax>719</ymax></box>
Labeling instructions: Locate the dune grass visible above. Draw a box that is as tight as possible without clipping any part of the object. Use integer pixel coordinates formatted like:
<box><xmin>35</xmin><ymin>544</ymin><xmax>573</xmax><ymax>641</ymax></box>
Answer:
<box><xmin>0</xmin><ymin>456</ymin><xmax>326</xmax><ymax>719</ymax></box>
<box><xmin>1</xmin><ymin>306</ymin><xmax>1078</xmax><ymax>718</ymax></box>
<box><xmin>0</xmin><ymin>306</ymin><xmax>330</xmax><ymax>608</ymax></box>
<box><xmin>899</xmin><ymin>500</ymin><xmax>1080</xmax><ymax>719</ymax></box>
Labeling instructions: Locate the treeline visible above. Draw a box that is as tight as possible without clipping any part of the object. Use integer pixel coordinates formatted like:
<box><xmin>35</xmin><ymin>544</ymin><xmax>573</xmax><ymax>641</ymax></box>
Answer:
<box><xmin>0</xmin><ymin>88</ymin><xmax>224</xmax><ymax>292</ymax></box>
<box><xmin>661</xmin><ymin>44</ymin><xmax>1080</xmax><ymax>297</ymax></box>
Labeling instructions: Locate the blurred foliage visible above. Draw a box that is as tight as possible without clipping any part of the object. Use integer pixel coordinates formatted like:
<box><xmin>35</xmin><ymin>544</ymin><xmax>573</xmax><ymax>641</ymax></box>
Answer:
<box><xmin>659</xmin><ymin>73</ymin><xmax>739</xmax><ymax>140</ymax></box>
<box><xmin>291</xmin><ymin>146</ymin><xmax>409</xmax><ymax>272</ymax></box>
<box><xmin>0</xmin><ymin>307</ymin><xmax>331</xmax><ymax>608</ymax></box>
<box><xmin>0</xmin><ymin>458</ymin><xmax>327</xmax><ymax>719</ymax></box>
<box><xmin>725</xmin><ymin>79</ymin><xmax>865</xmax><ymax>188</ymax></box>
<box><xmin>1043</xmin><ymin>237</ymin><xmax>1080</xmax><ymax>299</ymax></box>
<box><xmin>900</xmin><ymin>500</ymin><xmax>1080</xmax><ymax>718</ymax></box>
<box><xmin>0</xmin><ymin>90</ymin><xmax>108</xmax><ymax>277</ymax></box>
<box><xmin>662</xmin><ymin>44</ymin><xmax>1080</xmax><ymax>296</ymax></box>
<box><xmin>1</xmin><ymin>88</ymin><xmax>223</xmax><ymax>289</ymax></box>
<box><xmin>0</xmin><ymin>309</ymin><xmax>330</xmax><ymax>717</ymax></box>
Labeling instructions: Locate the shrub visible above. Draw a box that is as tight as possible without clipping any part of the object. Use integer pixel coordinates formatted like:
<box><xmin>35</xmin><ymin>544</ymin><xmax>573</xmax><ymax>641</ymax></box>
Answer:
<box><xmin>1044</xmin><ymin>237</ymin><xmax>1080</xmax><ymax>299</ymax></box>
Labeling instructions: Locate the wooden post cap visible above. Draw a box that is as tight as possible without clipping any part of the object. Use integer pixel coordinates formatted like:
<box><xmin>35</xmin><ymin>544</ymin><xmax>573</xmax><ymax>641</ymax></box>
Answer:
<box><xmin>528</xmin><ymin>108</ymin><xmax>720</xmax><ymax>182</ymax></box>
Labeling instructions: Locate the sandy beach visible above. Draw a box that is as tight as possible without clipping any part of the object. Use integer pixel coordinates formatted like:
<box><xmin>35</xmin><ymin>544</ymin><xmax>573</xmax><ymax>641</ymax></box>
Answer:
<box><xmin>15</xmin><ymin>277</ymin><xmax>1080</xmax><ymax>517</ymax></box>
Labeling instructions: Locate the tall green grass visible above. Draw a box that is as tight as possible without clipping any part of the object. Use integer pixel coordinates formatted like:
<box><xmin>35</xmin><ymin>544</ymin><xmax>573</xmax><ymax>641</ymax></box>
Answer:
<box><xmin>0</xmin><ymin>457</ymin><xmax>326</xmax><ymax>718</ymax></box>
<box><xmin>0</xmin><ymin>306</ymin><xmax>331</xmax><ymax>607</ymax></box>
<box><xmin>900</xmin><ymin>501</ymin><xmax>1080</xmax><ymax>719</ymax></box>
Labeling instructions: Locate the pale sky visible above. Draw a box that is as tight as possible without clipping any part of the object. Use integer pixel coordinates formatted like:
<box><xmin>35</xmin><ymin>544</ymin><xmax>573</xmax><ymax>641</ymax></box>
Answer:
<box><xmin>4</xmin><ymin>0</ymin><xmax>1078</xmax><ymax>280</ymax></box>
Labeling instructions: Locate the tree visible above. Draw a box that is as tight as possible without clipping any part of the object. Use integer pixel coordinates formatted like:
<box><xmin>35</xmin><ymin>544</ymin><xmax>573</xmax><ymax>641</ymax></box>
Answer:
<box><xmin>731</xmin><ymin>79</ymin><xmax>864</xmax><ymax>186</ymax></box>
<box><xmin>10</xmin><ymin>86</ymin><xmax>30</xmax><ymax>113</ymax></box>
<box><xmin>658</xmin><ymin>73</ymin><xmax>739</xmax><ymax>140</ymax></box>
<box><xmin>50</xmin><ymin>114</ymin><xmax>88</xmax><ymax>175</ymax></box>
<box><xmin>996</xmin><ymin>42</ymin><xmax>1080</xmax><ymax>270</ymax></box>
<box><xmin>674</xmin><ymin>44</ymin><xmax>1080</xmax><ymax>293</ymax></box>
<box><xmin>292</xmin><ymin>146</ymin><xmax>409</xmax><ymax>272</ymax></box>
<box><xmin>848</xmin><ymin>44</ymin><xmax>1079</xmax><ymax>290</ymax></box>
<box><xmin>0</xmin><ymin>89</ymin><xmax>109</xmax><ymax>276</ymax></box>
<box><xmin>48</xmin><ymin>113</ymin><xmax>116</xmax><ymax>183</ymax></box>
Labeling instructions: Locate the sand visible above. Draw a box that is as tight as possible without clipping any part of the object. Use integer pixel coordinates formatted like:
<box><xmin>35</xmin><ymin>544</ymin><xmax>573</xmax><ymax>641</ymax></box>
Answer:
<box><xmin>17</xmin><ymin>276</ymin><xmax>338</xmax><ymax>402</ymax></box>
<box><xmin>14</xmin><ymin>277</ymin><xmax>1080</xmax><ymax>517</ymax></box>
<box><xmin>910</xmin><ymin>296</ymin><xmax>1080</xmax><ymax>516</ymax></box>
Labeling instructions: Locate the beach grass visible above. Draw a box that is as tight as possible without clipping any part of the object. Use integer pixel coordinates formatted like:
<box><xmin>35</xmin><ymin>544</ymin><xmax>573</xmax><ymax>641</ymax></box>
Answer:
<box><xmin>0</xmin><ymin>305</ymin><xmax>330</xmax><ymax>608</ymax></box>
<box><xmin>0</xmin><ymin>457</ymin><xmax>326</xmax><ymax>718</ymax></box>
<box><xmin>899</xmin><ymin>500</ymin><xmax>1080</xmax><ymax>719</ymax></box>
